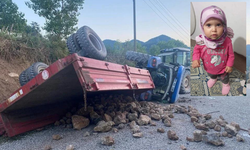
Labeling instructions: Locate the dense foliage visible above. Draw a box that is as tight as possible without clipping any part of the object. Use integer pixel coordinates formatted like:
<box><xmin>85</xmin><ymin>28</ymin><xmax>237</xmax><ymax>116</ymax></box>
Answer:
<box><xmin>26</xmin><ymin>0</ymin><xmax>84</xmax><ymax>39</ymax></box>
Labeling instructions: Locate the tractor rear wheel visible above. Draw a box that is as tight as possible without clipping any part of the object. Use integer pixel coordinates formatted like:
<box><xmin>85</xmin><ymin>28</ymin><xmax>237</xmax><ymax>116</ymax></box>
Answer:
<box><xmin>179</xmin><ymin>70</ymin><xmax>190</xmax><ymax>94</ymax></box>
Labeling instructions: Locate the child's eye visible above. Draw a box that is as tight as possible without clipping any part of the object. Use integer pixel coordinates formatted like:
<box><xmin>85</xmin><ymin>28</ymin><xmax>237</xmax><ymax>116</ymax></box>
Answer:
<box><xmin>206</xmin><ymin>24</ymin><xmax>211</xmax><ymax>27</ymax></box>
<box><xmin>217</xmin><ymin>24</ymin><xmax>221</xmax><ymax>26</ymax></box>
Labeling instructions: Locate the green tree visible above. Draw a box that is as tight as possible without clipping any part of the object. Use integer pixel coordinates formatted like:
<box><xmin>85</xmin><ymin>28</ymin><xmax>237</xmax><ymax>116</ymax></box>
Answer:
<box><xmin>106</xmin><ymin>40</ymin><xmax>146</xmax><ymax>65</ymax></box>
<box><xmin>25</xmin><ymin>21</ymin><xmax>41</xmax><ymax>36</ymax></box>
<box><xmin>26</xmin><ymin>0</ymin><xmax>84</xmax><ymax>39</ymax></box>
<box><xmin>149</xmin><ymin>45</ymin><xmax>160</xmax><ymax>56</ymax></box>
<box><xmin>0</xmin><ymin>0</ymin><xmax>27</xmax><ymax>33</ymax></box>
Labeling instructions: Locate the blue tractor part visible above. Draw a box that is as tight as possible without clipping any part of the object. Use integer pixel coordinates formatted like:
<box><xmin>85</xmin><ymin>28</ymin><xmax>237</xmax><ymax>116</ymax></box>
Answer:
<box><xmin>147</xmin><ymin>56</ymin><xmax>162</xmax><ymax>69</ymax></box>
<box><xmin>169</xmin><ymin>65</ymin><xmax>185</xmax><ymax>103</ymax></box>
<box><xmin>140</xmin><ymin>55</ymin><xmax>185</xmax><ymax>103</ymax></box>
<box><xmin>140</xmin><ymin>90</ymin><xmax>152</xmax><ymax>101</ymax></box>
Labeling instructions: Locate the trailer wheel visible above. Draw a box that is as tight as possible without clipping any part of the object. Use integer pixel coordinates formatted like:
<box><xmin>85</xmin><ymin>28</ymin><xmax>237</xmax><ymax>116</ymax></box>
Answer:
<box><xmin>19</xmin><ymin>69</ymin><xmax>29</xmax><ymax>86</ymax></box>
<box><xmin>179</xmin><ymin>70</ymin><xmax>190</xmax><ymax>94</ymax></box>
<box><xmin>66</xmin><ymin>33</ymin><xmax>85</xmax><ymax>56</ymax></box>
<box><xmin>125</xmin><ymin>51</ymin><xmax>151</xmax><ymax>66</ymax></box>
<box><xmin>76</xmin><ymin>26</ymin><xmax>107</xmax><ymax>60</ymax></box>
<box><xmin>27</xmin><ymin>62</ymin><xmax>49</xmax><ymax>81</ymax></box>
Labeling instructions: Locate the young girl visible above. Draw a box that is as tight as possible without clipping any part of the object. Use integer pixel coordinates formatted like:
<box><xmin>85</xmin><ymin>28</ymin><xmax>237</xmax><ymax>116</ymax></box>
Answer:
<box><xmin>192</xmin><ymin>5</ymin><xmax>234</xmax><ymax>95</ymax></box>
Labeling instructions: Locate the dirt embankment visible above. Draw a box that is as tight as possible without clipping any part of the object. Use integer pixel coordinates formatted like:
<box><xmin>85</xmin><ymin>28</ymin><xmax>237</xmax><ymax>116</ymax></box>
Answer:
<box><xmin>0</xmin><ymin>58</ymin><xmax>31</xmax><ymax>102</ymax></box>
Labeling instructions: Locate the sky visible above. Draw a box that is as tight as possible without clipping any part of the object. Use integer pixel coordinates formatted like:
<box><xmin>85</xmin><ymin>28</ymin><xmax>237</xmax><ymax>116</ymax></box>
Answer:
<box><xmin>12</xmin><ymin>0</ymin><xmax>250</xmax><ymax>47</ymax></box>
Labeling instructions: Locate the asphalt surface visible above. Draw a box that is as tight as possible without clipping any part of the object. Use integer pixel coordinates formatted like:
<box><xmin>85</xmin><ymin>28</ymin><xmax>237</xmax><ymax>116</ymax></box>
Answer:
<box><xmin>0</xmin><ymin>90</ymin><xmax>249</xmax><ymax>150</ymax></box>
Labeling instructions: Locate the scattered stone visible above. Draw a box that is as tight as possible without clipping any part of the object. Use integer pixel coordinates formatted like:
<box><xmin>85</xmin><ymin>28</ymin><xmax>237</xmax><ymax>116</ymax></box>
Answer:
<box><xmin>133</xmin><ymin>132</ymin><xmax>143</xmax><ymax>138</ymax></box>
<box><xmin>163</xmin><ymin>118</ymin><xmax>172</xmax><ymax>127</ymax></box>
<box><xmin>201</xmin><ymin>131</ymin><xmax>207</xmax><ymax>135</ymax></box>
<box><xmin>204</xmin><ymin>114</ymin><xmax>212</xmax><ymax>120</ymax></box>
<box><xmin>202</xmin><ymin>133</ymin><xmax>224</xmax><ymax>146</ymax></box>
<box><xmin>191</xmin><ymin>116</ymin><xmax>198</xmax><ymax>123</ymax></box>
<box><xmin>230</xmin><ymin>122</ymin><xmax>240</xmax><ymax>131</ymax></box>
<box><xmin>219</xmin><ymin>115</ymin><xmax>224</xmax><ymax>120</ymax></box>
<box><xmin>94</xmin><ymin>121</ymin><xmax>115</xmax><ymax>132</ymax></box>
<box><xmin>227</xmin><ymin>134</ymin><xmax>233</xmax><ymax>138</ymax></box>
<box><xmin>60</xmin><ymin>119</ymin><xmax>66</xmax><ymax>125</ymax></box>
<box><xmin>222</xmin><ymin>131</ymin><xmax>228</xmax><ymax>137</ymax></box>
<box><xmin>214</xmin><ymin>125</ymin><xmax>221</xmax><ymax>132</ymax></box>
<box><xmin>188</xmin><ymin>110</ymin><xmax>202</xmax><ymax>118</ymax></box>
<box><xmin>180</xmin><ymin>145</ymin><xmax>187</xmax><ymax>150</ymax></box>
<box><xmin>71</xmin><ymin>115</ymin><xmax>90</xmax><ymax>130</ymax></box>
<box><xmin>225</xmin><ymin>124</ymin><xmax>237</xmax><ymax>136</ymax></box>
<box><xmin>205</xmin><ymin>120</ymin><xmax>216</xmax><ymax>129</ymax></box>
<box><xmin>117</xmin><ymin>123</ymin><xmax>125</xmax><ymax>129</ymax></box>
<box><xmin>66</xmin><ymin>124</ymin><xmax>73</xmax><ymax>128</ymax></box>
<box><xmin>195</xmin><ymin>123</ymin><xmax>209</xmax><ymax>131</ymax></box>
<box><xmin>66</xmin><ymin>112</ymin><xmax>72</xmax><ymax>118</ymax></box>
<box><xmin>90</xmin><ymin>111</ymin><xmax>102</xmax><ymax>124</ymax></box>
<box><xmin>186</xmin><ymin>137</ymin><xmax>194</xmax><ymax>142</ymax></box>
<box><xmin>157</xmin><ymin>128</ymin><xmax>165</xmax><ymax>133</ymax></box>
<box><xmin>199</xmin><ymin>117</ymin><xmax>207</xmax><ymax>124</ymax></box>
<box><xmin>66</xmin><ymin>145</ymin><xmax>74</xmax><ymax>150</ymax></box>
<box><xmin>137</xmin><ymin>114</ymin><xmax>151</xmax><ymax>126</ymax></box>
<box><xmin>113</xmin><ymin>112</ymin><xmax>127</xmax><ymax>125</ymax></box>
<box><xmin>127</xmin><ymin>112</ymin><xmax>138</xmax><ymax>122</ymax></box>
<box><xmin>54</xmin><ymin>121</ymin><xmax>60</xmax><ymax>126</ymax></box>
<box><xmin>151</xmin><ymin>113</ymin><xmax>161</xmax><ymax>121</ymax></box>
<box><xmin>103</xmin><ymin>114</ymin><xmax>112</xmax><ymax>122</ymax></box>
<box><xmin>167</xmin><ymin>130</ymin><xmax>179</xmax><ymax>140</ymax></box>
<box><xmin>216</xmin><ymin>118</ymin><xmax>226</xmax><ymax>127</ymax></box>
<box><xmin>101</xmin><ymin>136</ymin><xmax>115</xmax><ymax>146</ymax></box>
<box><xmin>8</xmin><ymin>73</ymin><xmax>19</xmax><ymax>78</ymax></box>
<box><xmin>175</xmin><ymin>105</ymin><xmax>187</xmax><ymax>114</ymax></box>
<box><xmin>66</xmin><ymin>118</ymin><xmax>72</xmax><ymax>124</ymax></box>
<box><xmin>168</xmin><ymin>113</ymin><xmax>174</xmax><ymax>118</ymax></box>
<box><xmin>52</xmin><ymin>134</ymin><xmax>62</xmax><ymax>140</ymax></box>
<box><xmin>129</xmin><ymin>121</ymin><xmax>140</xmax><ymax>133</ymax></box>
<box><xmin>149</xmin><ymin>120</ymin><xmax>156</xmax><ymax>126</ymax></box>
<box><xmin>129</xmin><ymin>121</ymin><xmax>137</xmax><ymax>129</ymax></box>
<box><xmin>112</xmin><ymin>128</ymin><xmax>118</xmax><ymax>133</ymax></box>
<box><xmin>36</xmin><ymin>127</ymin><xmax>44</xmax><ymax>131</ymax></box>
<box><xmin>193</xmin><ymin>130</ymin><xmax>202</xmax><ymax>142</ymax></box>
<box><xmin>83</xmin><ymin>131</ymin><xmax>90</xmax><ymax>137</ymax></box>
<box><xmin>236</xmin><ymin>134</ymin><xmax>244</xmax><ymax>142</ymax></box>
<box><xmin>44</xmin><ymin>145</ymin><xmax>52</xmax><ymax>150</ymax></box>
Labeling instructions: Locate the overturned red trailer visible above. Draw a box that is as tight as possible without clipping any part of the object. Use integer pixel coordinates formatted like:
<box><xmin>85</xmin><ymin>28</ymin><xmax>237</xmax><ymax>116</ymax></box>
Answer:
<box><xmin>0</xmin><ymin>54</ymin><xmax>155</xmax><ymax>137</ymax></box>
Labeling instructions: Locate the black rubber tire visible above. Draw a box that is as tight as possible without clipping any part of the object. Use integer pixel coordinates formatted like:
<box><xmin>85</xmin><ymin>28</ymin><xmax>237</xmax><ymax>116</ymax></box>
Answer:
<box><xmin>66</xmin><ymin>33</ymin><xmax>81</xmax><ymax>54</ymax></box>
<box><xmin>125</xmin><ymin>51</ymin><xmax>151</xmax><ymax>65</ymax></box>
<box><xmin>76</xmin><ymin>26</ymin><xmax>107</xmax><ymax>60</ymax></box>
<box><xmin>26</xmin><ymin>62</ymin><xmax>49</xmax><ymax>81</ymax></box>
<box><xmin>19</xmin><ymin>69</ymin><xmax>29</xmax><ymax>86</ymax></box>
<box><xmin>179</xmin><ymin>70</ymin><xmax>191</xmax><ymax>94</ymax></box>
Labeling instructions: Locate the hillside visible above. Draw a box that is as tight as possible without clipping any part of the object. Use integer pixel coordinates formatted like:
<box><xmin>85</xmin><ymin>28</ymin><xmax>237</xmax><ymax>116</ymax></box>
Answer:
<box><xmin>103</xmin><ymin>34</ymin><xmax>188</xmax><ymax>50</ymax></box>
<box><xmin>0</xmin><ymin>58</ymin><xmax>31</xmax><ymax>102</ymax></box>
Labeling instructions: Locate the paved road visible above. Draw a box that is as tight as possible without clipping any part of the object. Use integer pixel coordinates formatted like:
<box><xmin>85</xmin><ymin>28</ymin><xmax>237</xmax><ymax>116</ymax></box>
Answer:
<box><xmin>0</xmin><ymin>90</ymin><xmax>249</xmax><ymax>150</ymax></box>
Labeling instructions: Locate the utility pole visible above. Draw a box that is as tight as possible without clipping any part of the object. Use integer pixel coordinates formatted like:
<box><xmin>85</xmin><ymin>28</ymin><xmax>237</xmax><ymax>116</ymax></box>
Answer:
<box><xmin>133</xmin><ymin>0</ymin><xmax>137</xmax><ymax>51</ymax></box>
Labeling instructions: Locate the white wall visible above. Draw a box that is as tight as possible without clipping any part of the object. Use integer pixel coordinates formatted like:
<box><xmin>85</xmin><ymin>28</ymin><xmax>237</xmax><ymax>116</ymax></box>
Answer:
<box><xmin>191</xmin><ymin>2</ymin><xmax>246</xmax><ymax>56</ymax></box>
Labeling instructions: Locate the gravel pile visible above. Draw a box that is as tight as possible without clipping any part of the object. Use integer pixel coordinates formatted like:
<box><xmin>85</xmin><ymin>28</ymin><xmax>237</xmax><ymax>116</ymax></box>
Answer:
<box><xmin>0</xmin><ymin>90</ymin><xmax>250</xmax><ymax>150</ymax></box>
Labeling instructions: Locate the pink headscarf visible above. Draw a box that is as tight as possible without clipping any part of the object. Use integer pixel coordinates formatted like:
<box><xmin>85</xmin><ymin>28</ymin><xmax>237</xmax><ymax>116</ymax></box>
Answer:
<box><xmin>196</xmin><ymin>5</ymin><xmax>234</xmax><ymax>49</ymax></box>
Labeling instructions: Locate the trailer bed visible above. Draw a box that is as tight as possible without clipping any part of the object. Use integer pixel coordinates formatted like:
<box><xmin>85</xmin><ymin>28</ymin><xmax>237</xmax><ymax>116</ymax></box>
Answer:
<box><xmin>0</xmin><ymin>54</ymin><xmax>154</xmax><ymax>137</ymax></box>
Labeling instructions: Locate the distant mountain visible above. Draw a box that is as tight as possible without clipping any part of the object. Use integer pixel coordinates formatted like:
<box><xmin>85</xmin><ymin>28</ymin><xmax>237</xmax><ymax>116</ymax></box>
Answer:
<box><xmin>129</xmin><ymin>39</ymin><xmax>144</xmax><ymax>46</ymax></box>
<box><xmin>103</xmin><ymin>35</ymin><xmax>184</xmax><ymax>50</ymax></box>
<box><xmin>103</xmin><ymin>39</ymin><xmax>116</xmax><ymax>48</ymax></box>
<box><xmin>143</xmin><ymin>35</ymin><xmax>172</xmax><ymax>49</ymax></box>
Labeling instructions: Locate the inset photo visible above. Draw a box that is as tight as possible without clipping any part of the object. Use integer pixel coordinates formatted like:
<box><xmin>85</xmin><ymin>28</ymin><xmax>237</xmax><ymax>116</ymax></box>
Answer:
<box><xmin>190</xmin><ymin>2</ymin><xmax>246</xmax><ymax>96</ymax></box>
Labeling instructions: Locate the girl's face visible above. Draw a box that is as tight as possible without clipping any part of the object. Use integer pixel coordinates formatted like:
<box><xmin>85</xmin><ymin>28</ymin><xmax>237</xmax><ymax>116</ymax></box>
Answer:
<box><xmin>203</xmin><ymin>18</ymin><xmax>224</xmax><ymax>40</ymax></box>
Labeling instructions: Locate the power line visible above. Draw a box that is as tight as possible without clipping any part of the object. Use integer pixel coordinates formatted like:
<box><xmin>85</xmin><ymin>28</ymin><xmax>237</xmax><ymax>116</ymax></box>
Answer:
<box><xmin>148</xmin><ymin>0</ymin><xmax>189</xmax><ymax>41</ymax></box>
<box><xmin>143</xmin><ymin>0</ymin><xmax>189</xmax><ymax>44</ymax></box>
<box><xmin>156</xmin><ymin>0</ymin><xmax>189</xmax><ymax>35</ymax></box>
